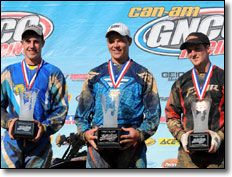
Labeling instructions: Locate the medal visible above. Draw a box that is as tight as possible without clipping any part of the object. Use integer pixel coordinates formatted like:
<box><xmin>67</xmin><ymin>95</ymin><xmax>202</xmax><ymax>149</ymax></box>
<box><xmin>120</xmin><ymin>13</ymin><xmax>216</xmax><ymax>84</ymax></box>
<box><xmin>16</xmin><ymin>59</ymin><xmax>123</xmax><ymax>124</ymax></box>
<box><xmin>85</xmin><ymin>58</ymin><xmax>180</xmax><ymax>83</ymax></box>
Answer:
<box><xmin>109</xmin><ymin>89</ymin><xmax>120</xmax><ymax>98</ymax></box>
<box><xmin>22</xmin><ymin>59</ymin><xmax>43</xmax><ymax>90</ymax></box>
<box><xmin>195</xmin><ymin>100</ymin><xmax>209</xmax><ymax>112</ymax></box>
<box><xmin>192</xmin><ymin>63</ymin><xmax>213</xmax><ymax>100</ymax></box>
<box><xmin>108</xmin><ymin>58</ymin><xmax>131</xmax><ymax>88</ymax></box>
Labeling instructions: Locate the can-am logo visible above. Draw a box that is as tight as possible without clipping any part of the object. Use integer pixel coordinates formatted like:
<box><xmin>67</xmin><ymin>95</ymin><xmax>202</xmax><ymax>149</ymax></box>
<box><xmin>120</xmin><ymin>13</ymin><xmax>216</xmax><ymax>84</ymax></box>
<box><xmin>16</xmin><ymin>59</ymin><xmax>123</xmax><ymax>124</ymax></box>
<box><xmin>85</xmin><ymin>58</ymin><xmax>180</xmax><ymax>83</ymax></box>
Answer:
<box><xmin>1</xmin><ymin>11</ymin><xmax>54</xmax><ymax>57</ymax></box>
<box><xmin>134</xmin><ymin>8</ymin><xmax>224</xmax><ymax>58</ymax></box>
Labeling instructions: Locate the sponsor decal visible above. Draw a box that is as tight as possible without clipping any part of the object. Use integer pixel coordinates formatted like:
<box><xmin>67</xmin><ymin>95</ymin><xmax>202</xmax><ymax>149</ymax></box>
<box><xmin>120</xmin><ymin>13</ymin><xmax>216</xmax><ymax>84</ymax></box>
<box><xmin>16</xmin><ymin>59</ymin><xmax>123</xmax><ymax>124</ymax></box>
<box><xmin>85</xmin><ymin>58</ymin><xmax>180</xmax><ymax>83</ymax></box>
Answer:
<box><xmin>160</xmin><ymin>116</ymin><xmax>166</xmax><ymax>123</ymax></box>
<box><xmin>68</xmin><ymin>94</ymin><xmax>72</xmax><ymax>103</ymax></box>
<box><xmin>162</xmin><ymin>159</ymin><xmax>178</xmax><ymax>168</ymax></box>
<box><xmin>1</xmin><ymin>11</ymin><xmax>54</xmax><ymax>57</ymax></box>
<box><xmin>133</xmin><ymin>7</ymin><xmax>224</xmax><ymax>58</ymax></box>
<box><xmin>145</xmin><ymin>137</ymin><xmax>156</xmax><ymax>146</ymax></box>
<box><xmin>161</xmin><ymin>72</ymin><xmax>184</xmax><ymax>81</ymax></box>
<box><xmin>159</xmin><ymin>138</ymin><xmax>180</xmax><ymax>145</ymax></box>
<box><xmin>65</xmin><ymin>115</ymin><xmax>75</xmax><ymax>125</ymax></box>
<box><xmin>70</xmin><ymin>74</ymin><xmax>88</xmax><ymax>81</ymax></box>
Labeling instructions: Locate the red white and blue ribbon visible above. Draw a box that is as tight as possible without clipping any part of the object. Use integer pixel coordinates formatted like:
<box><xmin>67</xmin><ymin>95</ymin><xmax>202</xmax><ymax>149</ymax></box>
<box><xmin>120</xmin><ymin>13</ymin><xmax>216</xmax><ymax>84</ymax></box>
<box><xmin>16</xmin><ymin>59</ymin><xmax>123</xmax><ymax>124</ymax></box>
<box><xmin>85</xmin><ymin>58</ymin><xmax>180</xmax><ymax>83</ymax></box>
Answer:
<box><xmin>22</xmin><ymin>59</ymin><xmax>43</xmax><ymax>90</ymax></box>
<box><xmin>192</xmin><ymin>63</ymin><xmax>213</xmax><ymax>100</ymax></box>
<box><xmin>108</xmin><ymin>58</ymin><xmax>131</xmax><ymax>88</ymax></box>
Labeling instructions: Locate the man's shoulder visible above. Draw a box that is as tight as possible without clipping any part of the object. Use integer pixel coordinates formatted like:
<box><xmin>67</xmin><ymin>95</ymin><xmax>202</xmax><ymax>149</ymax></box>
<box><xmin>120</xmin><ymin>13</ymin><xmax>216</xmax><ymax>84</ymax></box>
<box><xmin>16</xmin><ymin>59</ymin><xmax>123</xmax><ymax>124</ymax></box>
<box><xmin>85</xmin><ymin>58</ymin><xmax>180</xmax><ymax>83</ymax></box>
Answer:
<box><xmin>42</xmin><ymin>61</ymin><xmax>63</xmax><ymax>73</ymax></box>
<box><xmin>130</xmin><ymin>59</ymin><xmax>149</xmax><ymax>73</ymax></box>
<box><xmin>3</xmin><ymin>62</ymin><xmax>21</xmax><ymax>72</ymax></box>
<box><xmin>90</xmin><ymin>62</ymin><xmax>108</xmax><ymax>72</ymax></box>
<box><xmin>213</xmin><ymin>65</ymin><xmax>224</xmax><ymax>73</ymax></box>
<box><xmin>171</xmin><ymin>69</ymin><xmax>192</xmax><ymax>87</ymax></box>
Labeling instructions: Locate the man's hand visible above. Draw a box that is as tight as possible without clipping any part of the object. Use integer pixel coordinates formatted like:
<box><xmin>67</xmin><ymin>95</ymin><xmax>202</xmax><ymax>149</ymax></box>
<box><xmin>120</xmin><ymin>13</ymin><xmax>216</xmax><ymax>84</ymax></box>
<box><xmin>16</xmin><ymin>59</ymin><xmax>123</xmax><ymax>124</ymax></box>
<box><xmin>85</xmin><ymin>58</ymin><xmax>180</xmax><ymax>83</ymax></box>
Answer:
<box><xmin>120</xmin><ymin>127</ymin><xmax>139</xmax><ymax>150</ymax></box>
<box><xmin>205</xmin><ymin>130</ymin><xmax>221</xmax><ymax>153</ymax></box>
<box><xmin>181</xmin><ymin>130</ymin><xmax>194</xmax><ymax>153</ymax></box>
<box><xmin>30</xmin><ymin>120</ymin><xmax>44</xmax><ymax>143</ymax></box>
<box><xmin>84</xmin><ymin>127</ymin><xmax>99</xmax><ymax>150</ymax></box>
<box><xmin>8</xmin><ymin>118</ymin><xmax>19</xmax><ymax>140</ymax></box>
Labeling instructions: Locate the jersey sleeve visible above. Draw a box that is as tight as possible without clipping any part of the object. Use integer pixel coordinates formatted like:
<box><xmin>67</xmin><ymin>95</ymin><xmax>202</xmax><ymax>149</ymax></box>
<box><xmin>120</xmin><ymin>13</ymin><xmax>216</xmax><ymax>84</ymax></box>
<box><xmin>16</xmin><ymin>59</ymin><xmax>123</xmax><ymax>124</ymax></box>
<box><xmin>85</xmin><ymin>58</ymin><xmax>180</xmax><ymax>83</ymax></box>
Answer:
<box><xmin>41</xmin><ymin>71</ymin><xmax>69</xmax><ymax>136</ymax></box>
<box><xmin>1</xmin><ymin>69</ymin><xmax>14</xmax><ymax>129</ymax></box>
<box><xmin>136</xmin><ymin>71</ymin><xmax>161</xmax><ymax>141</ymax></box>
<box><xmin>165</xmin><ymin>81</ymin><xmax>185</xmax><ymax>141</ymax></box>
<box><xmin>74</xmin><ymin>71</ymin><xmax>95</xmax><ymax>141</ymax></box>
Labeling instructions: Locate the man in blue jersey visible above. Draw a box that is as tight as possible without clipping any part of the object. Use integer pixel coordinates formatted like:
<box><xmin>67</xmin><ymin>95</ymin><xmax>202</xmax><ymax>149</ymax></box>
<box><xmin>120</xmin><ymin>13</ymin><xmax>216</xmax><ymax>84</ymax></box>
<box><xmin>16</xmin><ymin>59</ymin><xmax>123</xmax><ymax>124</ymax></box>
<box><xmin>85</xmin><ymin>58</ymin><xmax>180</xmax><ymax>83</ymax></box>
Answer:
<box><xmin>1</xmin><ymin>25</ymin><xmax>69</xmax><ymax>168</ymax></box>
<box><xmin>75</xmin><ymin>23</ymin><xmax>161</xmax><ymax>168</ymax></box>
<box><xmin>165</xmin><ymin>32</ymin><xmax>224</xmax><ymax>168</ymax></box>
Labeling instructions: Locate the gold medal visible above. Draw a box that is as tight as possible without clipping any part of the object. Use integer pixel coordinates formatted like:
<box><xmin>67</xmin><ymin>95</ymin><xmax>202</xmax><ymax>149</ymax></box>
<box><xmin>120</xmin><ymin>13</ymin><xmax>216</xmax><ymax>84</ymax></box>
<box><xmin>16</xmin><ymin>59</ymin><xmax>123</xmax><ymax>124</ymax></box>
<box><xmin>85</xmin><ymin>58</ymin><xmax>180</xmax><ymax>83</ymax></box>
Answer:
<box><xmin>109</xmin><ymin>89</ymin><xmax>120</xmax><ymax>98</ymax></box>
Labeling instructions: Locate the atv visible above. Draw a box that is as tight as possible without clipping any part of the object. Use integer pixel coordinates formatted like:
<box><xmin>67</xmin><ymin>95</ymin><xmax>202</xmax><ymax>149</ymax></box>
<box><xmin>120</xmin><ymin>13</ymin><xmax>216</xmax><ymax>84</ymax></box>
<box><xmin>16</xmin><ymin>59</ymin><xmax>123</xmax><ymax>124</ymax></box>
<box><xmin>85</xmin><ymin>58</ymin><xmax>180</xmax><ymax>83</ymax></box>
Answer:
<box><xmin>49</xmin><ymin>133</ymin><xmax>86</xmax><ymax>168</ymax></box>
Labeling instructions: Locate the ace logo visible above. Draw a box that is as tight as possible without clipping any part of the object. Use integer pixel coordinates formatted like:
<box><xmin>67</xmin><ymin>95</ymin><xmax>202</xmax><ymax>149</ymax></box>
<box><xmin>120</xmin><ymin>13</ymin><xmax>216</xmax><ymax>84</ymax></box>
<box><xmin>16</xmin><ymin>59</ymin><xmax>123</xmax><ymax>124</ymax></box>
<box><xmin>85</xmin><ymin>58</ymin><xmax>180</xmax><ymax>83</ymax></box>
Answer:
<box><xmin>159</xmin><ymin>138</ymin><xmax>180</xmax><ymax>145</ymax></box>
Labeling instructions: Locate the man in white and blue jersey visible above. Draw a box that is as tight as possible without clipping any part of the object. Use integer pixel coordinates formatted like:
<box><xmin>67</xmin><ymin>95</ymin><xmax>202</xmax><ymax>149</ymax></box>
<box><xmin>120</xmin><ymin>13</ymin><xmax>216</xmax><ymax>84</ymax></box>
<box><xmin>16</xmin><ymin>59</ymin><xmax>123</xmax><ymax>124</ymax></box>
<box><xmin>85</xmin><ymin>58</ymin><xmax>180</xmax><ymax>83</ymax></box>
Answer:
<box><xmin>1</xmin><ymin>25</ymin><xmax>69</xmax><ymax>168</ymax></box>
<box><xmin>75</xmin><ymin>23</ymin><xmax>161</xmax><ymax>168</ymax></box>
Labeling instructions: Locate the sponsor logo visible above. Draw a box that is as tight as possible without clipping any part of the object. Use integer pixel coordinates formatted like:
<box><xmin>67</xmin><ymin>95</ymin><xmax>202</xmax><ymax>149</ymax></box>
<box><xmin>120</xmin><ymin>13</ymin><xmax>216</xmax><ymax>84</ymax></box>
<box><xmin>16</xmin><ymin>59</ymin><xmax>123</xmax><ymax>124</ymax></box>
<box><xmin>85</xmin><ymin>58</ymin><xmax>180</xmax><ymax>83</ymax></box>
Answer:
<box><xmin>99</xmin><ymin>133</ymin><xmax>118</xmax><ymax>142</ymax></box>
<box><xmin>145</xmin><ymin>137</ymin><xmax>156</xmax><ymax>146</ymax></box>
<box><xmin>160</xmin><ymin>117</ymin><xmax>166</xmax><ymax>123</ymax></box>
<box><xmin>70</xmin><ymin>74</ymin><xmax>88</xmax><ymax>81</ymax></box>
<box><xmin>162</xmin><ymin>159</ymin><xmax>178</xmax><ymax>168</ymax></box>
<box><xmin>65</xmin><ymin>115</ymin><xmax>75</xmax><ymax>125</ymax></box>
<box><xmin>133</xmin><ymin>7</ymin><xmax>224</xmax><ymax>58</ymax></box>
<box><xmin>186</xmin><ymin>85</ymin><xmax>219</xmax><ymax>98</ymax></box>
<box><xmin>17</xmin><ymin>125</ymin><xmax>31</xmax><ymax>132</ymax></box>
<box><xmin>161</xmin><ymin>72</ymin><xmax>184</xmax><ymax>81</ymax></box>
<box><xmin>68</xmin><ymin>94</ymin><xmax>72</xmax><ymax>103</ymax></box>
<box><xmin>1</xmin><ymin>11</ymin><xmax>54</xmax><ymax>57</ymax></box>
<box><xmin>159</xmin><ymin>138</ymin><xmax>180</xmax><ymax>145</ymax></box>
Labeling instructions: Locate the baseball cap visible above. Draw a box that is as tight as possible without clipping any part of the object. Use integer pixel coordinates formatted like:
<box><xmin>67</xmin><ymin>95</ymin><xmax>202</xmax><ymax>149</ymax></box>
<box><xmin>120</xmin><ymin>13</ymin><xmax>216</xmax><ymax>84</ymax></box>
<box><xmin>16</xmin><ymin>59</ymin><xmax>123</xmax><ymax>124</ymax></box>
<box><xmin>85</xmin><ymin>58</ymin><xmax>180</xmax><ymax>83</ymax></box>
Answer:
<box><xmin>180</xmin><ymin>32</ymin><xmax>210</xmax><ymax>50</ymax></box>
<box><xmin>22</xmin><ymin>25</ymin><xmax>44</xmax><ymax>40</ymax></box>
<box><xmin>105</xmin><ymin>23</ymin><xmax>131</xmax><ymax>38</ymax></box>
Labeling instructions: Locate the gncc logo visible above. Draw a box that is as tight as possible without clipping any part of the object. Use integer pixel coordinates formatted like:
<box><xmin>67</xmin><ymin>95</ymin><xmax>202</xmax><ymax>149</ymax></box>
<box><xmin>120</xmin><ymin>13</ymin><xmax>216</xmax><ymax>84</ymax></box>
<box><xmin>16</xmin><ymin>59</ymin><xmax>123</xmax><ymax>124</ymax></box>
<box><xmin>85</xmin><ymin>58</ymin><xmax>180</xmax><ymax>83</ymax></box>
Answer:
<box><xmin>1</xmin><ymin>11</ymin><xmax>54</xmax><ymax>57</ymax></box>
<box><xmin>134</xmin><ymin>7</ymin><xmax>224</xmax><ymax>58</ymax></box>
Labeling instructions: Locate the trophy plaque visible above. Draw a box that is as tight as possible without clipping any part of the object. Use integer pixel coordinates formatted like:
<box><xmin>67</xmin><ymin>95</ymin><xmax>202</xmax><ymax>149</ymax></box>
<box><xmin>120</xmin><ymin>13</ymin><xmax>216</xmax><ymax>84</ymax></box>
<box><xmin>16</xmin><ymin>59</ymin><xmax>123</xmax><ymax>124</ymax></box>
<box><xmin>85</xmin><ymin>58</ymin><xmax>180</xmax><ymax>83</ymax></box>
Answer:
<box><xmin>97</xmin><ymin>90</ymin><xmax>121</xmax><ymax>148</ymax></box>
<box><xmin>14</xmin><ymin>88</ymin><xmax>39</xmax><ymax>139</ymax></box>
<box><xmin>188</xmin><ymin>98</ymin><xmax>212</xmax><ymax>151</ymax></box>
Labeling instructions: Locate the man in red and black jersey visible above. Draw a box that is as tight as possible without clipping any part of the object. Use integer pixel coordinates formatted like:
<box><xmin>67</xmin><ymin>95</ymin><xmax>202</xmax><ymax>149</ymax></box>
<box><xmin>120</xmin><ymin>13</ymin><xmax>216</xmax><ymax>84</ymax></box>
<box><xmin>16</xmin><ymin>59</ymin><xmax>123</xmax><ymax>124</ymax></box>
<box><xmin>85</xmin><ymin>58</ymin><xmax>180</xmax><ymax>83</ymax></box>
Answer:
<box><xmin>165</xmin><ymin>32</ymin><xmax>224</xmax><ymax>168</ymax></box>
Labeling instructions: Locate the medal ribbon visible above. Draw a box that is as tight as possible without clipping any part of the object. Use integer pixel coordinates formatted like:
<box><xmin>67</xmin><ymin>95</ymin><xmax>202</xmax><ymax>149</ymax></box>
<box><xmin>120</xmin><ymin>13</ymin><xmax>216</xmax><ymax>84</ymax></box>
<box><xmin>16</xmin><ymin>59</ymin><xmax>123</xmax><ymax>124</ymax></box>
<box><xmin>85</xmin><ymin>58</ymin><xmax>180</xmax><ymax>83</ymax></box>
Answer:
<box><xmin>108</xmin><ymin>58</ymin><xmax>131</xmax><ymax>88</ymax></box>
<box><xmin>192</xmin><ymin>63</ymin><xmax>213</xmax><ymax>100</ymax></box>
<box><xmin>22</xmin><ymin>59</ymin><xmax>43</xmax><ymax>90</ymax></box>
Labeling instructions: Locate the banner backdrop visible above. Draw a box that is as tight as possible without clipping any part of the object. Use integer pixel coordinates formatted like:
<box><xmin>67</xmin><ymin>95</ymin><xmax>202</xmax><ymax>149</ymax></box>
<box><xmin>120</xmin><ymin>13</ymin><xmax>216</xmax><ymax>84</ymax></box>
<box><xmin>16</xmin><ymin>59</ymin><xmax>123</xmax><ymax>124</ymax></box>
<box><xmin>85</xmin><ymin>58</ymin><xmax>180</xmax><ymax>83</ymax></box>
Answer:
<box><xmin>1</xmin><ymin>1</ymin><xmax>224</xmax><ymax>168</ymax></box>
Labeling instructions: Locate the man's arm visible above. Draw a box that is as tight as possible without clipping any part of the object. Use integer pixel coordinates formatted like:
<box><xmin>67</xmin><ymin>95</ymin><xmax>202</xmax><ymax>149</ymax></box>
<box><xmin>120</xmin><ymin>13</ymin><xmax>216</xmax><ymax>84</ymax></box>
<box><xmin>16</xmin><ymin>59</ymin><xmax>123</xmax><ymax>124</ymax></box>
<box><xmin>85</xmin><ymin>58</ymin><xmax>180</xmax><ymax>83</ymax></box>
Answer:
<box><xmin>136</xmin><ymin>71</ymin><xmax>161</xmax><ymax>142</ymax></box>
<box><xmin>41</xmin><ymin>72</ymin><xmax>69</xmax><ymax>137</ymax></box>
<box><xmin>165</xmin><ymin>82</ymin><xmax>185</xmax><ymax>141</ymax></box>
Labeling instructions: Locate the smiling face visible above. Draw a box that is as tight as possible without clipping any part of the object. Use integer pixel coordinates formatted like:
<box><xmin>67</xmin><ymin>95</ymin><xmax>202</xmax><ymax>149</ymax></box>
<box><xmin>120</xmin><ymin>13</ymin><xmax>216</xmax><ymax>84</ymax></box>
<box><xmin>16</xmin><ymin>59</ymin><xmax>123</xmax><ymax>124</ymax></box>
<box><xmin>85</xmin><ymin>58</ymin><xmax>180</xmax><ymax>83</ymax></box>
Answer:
<box><xmin>107</xmin><ymin>32</ymin><xmax>132</xmax><ymax>64</ymax></box>
<box><xmin>21</xmin><ymin>33</ymin><xmax>45</xmax><ymax>65</ymax></box>
<box><xmin>186</xmin><ymin>43</ymin><xmax>210</xmax><ymax>72</ymax></box>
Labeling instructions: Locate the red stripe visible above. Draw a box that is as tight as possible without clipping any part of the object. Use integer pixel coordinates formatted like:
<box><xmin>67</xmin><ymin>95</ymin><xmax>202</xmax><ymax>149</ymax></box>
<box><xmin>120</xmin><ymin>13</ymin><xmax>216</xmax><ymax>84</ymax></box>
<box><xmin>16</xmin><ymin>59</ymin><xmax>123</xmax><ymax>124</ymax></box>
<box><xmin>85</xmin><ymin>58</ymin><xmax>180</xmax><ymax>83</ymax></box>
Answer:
<box><xmin>22</xmin><ymin>61</ymin><xmax>29</xmax><ymax>89</ymax></box>
<box><xmin>201</xmin><ymin>66</ymin><xmax>213</xmax><ymax>99</ymax></box>
<box><xmin>192</xmin><ymin>70</ymin><xmax>201</xmax><ymax>99</ymax></box>
<box><xmin>88</xmin><ymin>146</ymin><xmax>96</xmax><ymax>165</ymax></box>
<box><xmin>108</xmin><ymin>61</ymin><xmax>117</xmax><ymax>88</ymax></box>
<box><xmin>115</xmin><ymin>60</ymin><xmax>131</xmax><ymax>88</ymax></box>
<box><xmin>165</xmin><ymin>93</ymin><xmax>181</xmax><ymax>120</ymax></box>
<box><xmin>28</xmin><ymin>62</ymin><xmax>41</xmax><ymax>90</ymax></box>
<box><xmin>218</xmin><ymin>85</ymin><xmax>224</xmax><ymax>128</ymax></box>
